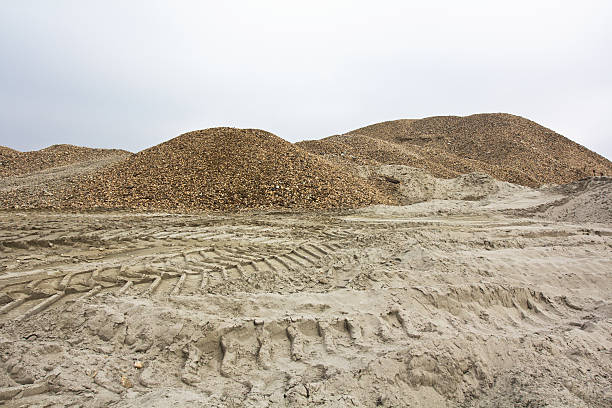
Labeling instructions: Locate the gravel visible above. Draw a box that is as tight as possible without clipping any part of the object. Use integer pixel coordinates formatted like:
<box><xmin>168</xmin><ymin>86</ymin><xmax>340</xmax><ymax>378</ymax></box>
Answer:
<box><xmin>336</xmin><ymin>113</ymin><xmax>612</xmax><ymax>187</ymax></box>
<box><xmin>0</xmin><ymin>144</ymin><xmax>131</xmax><ymax>177</ymax></box>
<box><xmin>297</xmin><ymin>133</ymin><xmax>528</xmax><ymax>182</ymax></box>
<box><xmin>62</xmin><ymin>127</ymin><xmax>392</xmax><ymax>211</ymax></box>
<box><xmin>0</xmin><ymin>146</ymin><xmax>20</xmax><ymax>158</ymax></box>
<box><xmin>4</xmin><ymin>114</ymin><xmax>610</xmax><ymax>212</ymax></box>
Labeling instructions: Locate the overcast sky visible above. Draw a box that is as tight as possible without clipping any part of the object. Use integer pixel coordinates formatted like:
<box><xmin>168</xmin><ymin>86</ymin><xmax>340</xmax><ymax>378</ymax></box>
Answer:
<box><xmin>1</xmin><ymin>1</ymin><xmax>611</xmax><ymax>159</ymax></box>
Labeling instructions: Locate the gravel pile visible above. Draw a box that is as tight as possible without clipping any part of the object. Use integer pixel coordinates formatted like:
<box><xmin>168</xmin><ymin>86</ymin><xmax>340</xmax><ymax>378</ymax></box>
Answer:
<box><xmin>0</xmin><ymin>144</ymin><xmax>131</xmax><ymax>177</ymax></box>
<box><xmin>298</xmin><ymin>133</ymin><xmax>530</xmax><ymax>182</ymax></box>
<box><xmin>0</xmin><ymin>146</ymin><xmax>20</xmax><ymax>159</ymax></box>
<box><xmin>0</xmin><ymin>152</ymin><xmax>131</xmax><ymax>210</ymax></box>
<box><xmin>64</xmin><ymin>127</ymin><xmax>392</xmax><ymax>211</ymax></box>
<box><xmin>343</xmin><ymin>113</ymin><xmax>612</xmax><ymax>187</ymax></box>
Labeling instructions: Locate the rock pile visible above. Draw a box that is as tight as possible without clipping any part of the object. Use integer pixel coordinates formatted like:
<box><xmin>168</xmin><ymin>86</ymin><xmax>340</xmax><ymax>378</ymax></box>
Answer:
<box><xmin>0</xmin><ymin>144</ymin><xmax>131</xmax><ymax>177</ymax></box>
<box><xmin>64</xmin><ymin>127</ymin><xmax>392</xmax><ymax>211</ymax></box>
<box><xmin>336</xmin><ymin>113</ymin><xmax>612</xmax><ymax>187</ymax></box>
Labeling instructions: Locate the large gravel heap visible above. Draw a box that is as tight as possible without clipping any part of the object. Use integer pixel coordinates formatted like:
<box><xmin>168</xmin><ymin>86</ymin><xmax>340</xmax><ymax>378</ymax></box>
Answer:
<box><xmin>0</xmin><ymin>144</ymin><xmax>131</xmax><ymax>177</ymax></box>
<box><xmin>339</xmin><ymin>113</ymin><xmax>612</xmax><ymax>187</ymax></box>
<box><xmin>299</xmin><ymin>114</ymin><xmax>612</xmax><ymax>187</ymax></box>
<box><xmin>297</xmin><ymin>133</ymin><xmax>527</xmax><ymax>181</ymax></box>
<box><xmin>66</xmin><ymin>127</ymin><xmax>391</xmax><ymax>211</ymax></box>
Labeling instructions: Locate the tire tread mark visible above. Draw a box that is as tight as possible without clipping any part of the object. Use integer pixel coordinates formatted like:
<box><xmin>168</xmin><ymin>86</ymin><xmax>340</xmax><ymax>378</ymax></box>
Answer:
<box><xmin>142</xmin><ymin>276</ymin><xmax>162</xmax><ymax>296</ymax></box>
<box><xmin>18</xmin><ymin>292</ymin><xmax>65</xmax><ymax>321</ymax></box>
<box><xmin>171</xmin><ymin>274</ymin><xmax>187</xmax><ymax>296</ymax></box>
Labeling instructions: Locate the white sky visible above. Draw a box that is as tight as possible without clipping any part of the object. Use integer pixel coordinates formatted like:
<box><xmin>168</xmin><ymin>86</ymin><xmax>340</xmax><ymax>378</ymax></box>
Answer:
<box><xmin>1</xmin><ymin>1</ymin><xmax>611</xmax><ymax>159</ymax></box>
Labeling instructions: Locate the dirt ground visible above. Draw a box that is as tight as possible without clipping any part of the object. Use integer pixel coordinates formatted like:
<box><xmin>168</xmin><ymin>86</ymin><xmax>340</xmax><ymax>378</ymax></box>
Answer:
<box><xmin>1</xmin><ymin>184</ymin><xmax>611</xmax><ymax>407</ymax></box>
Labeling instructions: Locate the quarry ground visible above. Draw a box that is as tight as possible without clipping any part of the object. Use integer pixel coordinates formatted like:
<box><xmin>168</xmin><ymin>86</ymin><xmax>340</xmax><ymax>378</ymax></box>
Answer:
<box><xmin>0</xmin><ymin>189</ymin><xmax>611</xmax><ymax>407</ymax></box>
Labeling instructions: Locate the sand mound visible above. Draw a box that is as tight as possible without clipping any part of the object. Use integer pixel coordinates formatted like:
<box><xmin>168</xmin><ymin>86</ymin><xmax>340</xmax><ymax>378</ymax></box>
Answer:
<box><xmin>0</xmin><ymin>144</ymin><xmax>131</xmax><ymax>177</ymax></box>
<box><xmin>66</xmin><ymin>127</ymin><xmax>392</xmax><ymax>211</ymax></box>
<box><xmin>344</xmin><ymin>113</ymin><xmax>612</xmax><ymax>187</ymax></box>
<box><xmin>538</xmin><ymin>177</ymin><xmax>612</xmax><ymax>223</ymax></box>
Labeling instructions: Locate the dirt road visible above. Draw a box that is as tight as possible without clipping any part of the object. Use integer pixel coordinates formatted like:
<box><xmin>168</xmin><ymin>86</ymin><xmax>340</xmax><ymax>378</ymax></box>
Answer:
<box><xmin>0</xmin><ymin>198</ymin><xmax>611</xmax><ymax>406</ymax></box>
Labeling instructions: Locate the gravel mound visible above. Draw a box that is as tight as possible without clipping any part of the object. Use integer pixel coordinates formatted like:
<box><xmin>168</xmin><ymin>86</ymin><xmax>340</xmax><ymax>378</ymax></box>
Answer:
<box><xmin>0</xmin><ymin>144</ymin><xmax>131</xmax><ymax>177</ymax></box>
<box><xmin>0</xmin><ymin>146</ymin><xmax>20</xmax><ymax>159</ymax></box>
<box><xmin>342</xmin><ymin>113</ymin><xmax>612</xmax><ymax>187</ymax></box>
<box><xmin>0</xmin><ymin>153</ymin><xmax>132</xmax><ymax>210</ymax></box>
<box><xmin>65</xmin><ymin>127</ymin><xmax>392</xmax><ymax>211</ymax></box>
<box><xmin>298</xmin><ymin>133</ymin><xmax>529</xmax><ymax>182</ymax></box>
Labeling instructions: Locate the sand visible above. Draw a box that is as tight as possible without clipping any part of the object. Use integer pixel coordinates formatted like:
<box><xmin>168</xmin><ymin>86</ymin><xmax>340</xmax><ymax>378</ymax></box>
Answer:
<box><xmin>1</xmin><ymin>176</ymin><xmax>611</xmax><ymax>407</ymax></box>
<box><xmin>537</xmin><ymin>177</ymin><xmax>612</xmax><ymax>223</ymax></box>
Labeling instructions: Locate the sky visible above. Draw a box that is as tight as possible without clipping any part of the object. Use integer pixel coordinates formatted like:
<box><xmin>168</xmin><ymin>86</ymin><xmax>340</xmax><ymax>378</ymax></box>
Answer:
<box><xmin>1</xmin><ymin>1</ymin><xmax>611</xmax><ymax>159</ymax></box>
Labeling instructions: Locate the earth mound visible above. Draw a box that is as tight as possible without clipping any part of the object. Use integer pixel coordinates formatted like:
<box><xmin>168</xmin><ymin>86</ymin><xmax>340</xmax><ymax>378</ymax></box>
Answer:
<box><xmin>344</xmin><ymin>113</ymin><xmax>612</xmax><ymax>186</ymax></box>
<box><xmin>0</xmin><ymin>144</ymin><xmax>131</xmax><ymax>177</ymax></box>
<box><xmin>66</xmin><ymin>127</ymin><xmax>392</xmax><ymax>211</ymax></box>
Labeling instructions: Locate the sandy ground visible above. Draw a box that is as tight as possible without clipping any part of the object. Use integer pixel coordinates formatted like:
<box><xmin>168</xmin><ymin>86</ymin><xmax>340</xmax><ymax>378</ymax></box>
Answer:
<box><xmin>0</xmin><ymin>182</ymin><xmax>611</xmax><ymax>407</ymax></box>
